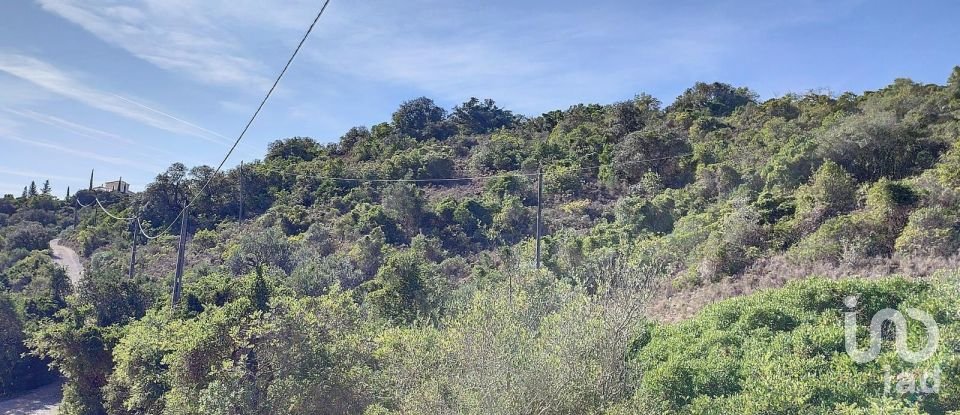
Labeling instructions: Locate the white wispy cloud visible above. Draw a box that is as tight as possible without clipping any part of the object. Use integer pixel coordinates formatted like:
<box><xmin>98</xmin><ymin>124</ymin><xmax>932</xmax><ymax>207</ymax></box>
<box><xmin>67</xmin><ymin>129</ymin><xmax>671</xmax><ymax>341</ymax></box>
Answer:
<box><xmin>1</xmin><ymin>135</ymin><xmax>160</xmax><ymax>172</ymax></box>
<box><xmin>2</xmin><ymin>107</ymin><xmax>184</xmax><ymax>160</ymax></box>
<box><xmin>0</xmin><ymin>167</ymin><xmax>76</xmax><ymax>182</ymax></box>
<box><xmin>0</xmin><ymin>53</ymin><xmax>229</xmax><ymax>145</ymax></box>
<box><xmin>36</xmin><ymin>0</ymin><xmax>273</xmax><ymax>88</ymax></box>
<box><xmin>4</xmin><ymin>108</ymin><xmax>132</xmax><ymax>144</ymax></box>
<box><xmin>32</xmin><ymin>0</ymin><xmax>865</xmax><ymax>116</ymax></box>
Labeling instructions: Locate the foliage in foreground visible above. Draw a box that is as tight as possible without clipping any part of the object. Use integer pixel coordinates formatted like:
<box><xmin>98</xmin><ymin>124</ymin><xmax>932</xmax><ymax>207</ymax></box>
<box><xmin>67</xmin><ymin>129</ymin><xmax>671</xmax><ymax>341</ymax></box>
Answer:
<box><xmin>615</xmin><ymin>276</ymin><xmax>960</xmax><ymax>414</ymax></box>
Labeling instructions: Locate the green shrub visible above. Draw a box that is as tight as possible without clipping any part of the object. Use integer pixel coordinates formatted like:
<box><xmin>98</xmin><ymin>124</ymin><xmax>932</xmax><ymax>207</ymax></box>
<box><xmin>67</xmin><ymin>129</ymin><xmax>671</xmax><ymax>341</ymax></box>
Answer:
<box><xmin>895</xmin><ymin>207</ymin><xmax>960</xmax><ymax>256</ymax></box>
<box><xmin>225</xmin><ymin>227</ymin><xmax>293</xmax><ymax>276</ymax></box>
<box><xmin>795</xmin><ymin>160</ymin><xmax>857</xmax><ymax>218</ymax></box>
<box><xmin>625</xmin><ymin>277</ymin><xmax>960</xmax><ymax>414</ymax></box>
<box><xmin>192</xmin><ymin>228</ymin><xmax>219</xmax><ymax>250</ymax></box>
<box><xmin>3</xmin><ymin>221</ymin><xmax>53</xmax><ymax>251</ymax></box>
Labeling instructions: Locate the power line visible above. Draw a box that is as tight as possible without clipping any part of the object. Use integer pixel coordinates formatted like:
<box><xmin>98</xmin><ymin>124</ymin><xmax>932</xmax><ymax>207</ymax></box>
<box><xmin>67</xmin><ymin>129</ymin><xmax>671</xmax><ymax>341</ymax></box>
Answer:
<box><xmin>140</xmin><ymin>0</ymin><xmax>333</xmax><ymax>239</ymax></box>
<box><xmin>245</xmin><ymin>152</ymin><xmax>693</xmax><ymax>184</ymax></box>
<box><xmin>107</xmin><ymin>152</ymin><xmax>692</xmax><ymax>240</ymax></box>
<box><xmin>95</xmin><ymin>196</ymin><xmax>136</xmax><ymax>221</ymax></box>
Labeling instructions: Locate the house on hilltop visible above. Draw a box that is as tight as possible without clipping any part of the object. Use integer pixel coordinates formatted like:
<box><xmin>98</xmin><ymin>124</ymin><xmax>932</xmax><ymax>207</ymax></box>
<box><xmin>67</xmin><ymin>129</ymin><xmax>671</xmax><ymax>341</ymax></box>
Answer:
<box><xmin>93</xmin><ymin>180</ymin><xmax>130</xmax><ymax>193</ymax></box>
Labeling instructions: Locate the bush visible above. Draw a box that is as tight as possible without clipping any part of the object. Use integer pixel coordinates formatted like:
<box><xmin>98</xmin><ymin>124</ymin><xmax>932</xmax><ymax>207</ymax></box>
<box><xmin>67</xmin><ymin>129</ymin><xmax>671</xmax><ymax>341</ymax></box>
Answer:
<box><xmin>362</xmin><ymin>250</ymin><xmax>446</xmax><ymax>324</ymax></box>
<box><xmin>543</xmin><ymin>163</ymin><xmax>583</xmax><ymax>196</ymax></box>
<box><xmin>3</xmin><ymin>221</ymin><xmax>53</xmax><ymax>251</ymax></box>
<box><xmin>696</xmin><ymin>202</ymin><xmax>765</xmax><ymax>281</ymax></box>
<box><xmin>470</xmin><ymin>132</ymin><xmax>524</xmax><ymax>173</ymax></box>
<box><xmin>288</xmin><ymin>254</ymin><xmax>362</xmax><ymax>296</ymax></box>
<box><xmin>108</xmin><ymin>288</ymin><xmax>380</xmax><ymax>414</ymax></box>
<box><xmin>0</xmin><ymin>293</ymin><xmax>56</xmax><ymax>397</ymax></box>
<box><xmin>192</xmin><ymin>228</ymin><xmax>219</xmax><ymax>250</ymax></box>
<box><xmin>225</xmin><ymin>227</ymin><xmax>293</xmax><ymax>276</ymax></box>
<box><xmin>816</xmin><ymin>111</ymin><xmax>944</xmax><ymax>181</ymax></box>
<box><xmin>795</xmin><ymin>160</ymin><xmax>857</xmax><ymax>218</ymax></box>
<box><xmin>625</xmin><ymin>277</ymin><xmax>960</xmax><ymax>414</ymax></box>
<box><xmin>787</xmin><ymin>214</ymin><xmax>884</xmax><ymax>264</ymax></box>
<box><xmin>895</xmin><ymin>207</ymin><xmax>960</xmax><ymax>256</ymax></box>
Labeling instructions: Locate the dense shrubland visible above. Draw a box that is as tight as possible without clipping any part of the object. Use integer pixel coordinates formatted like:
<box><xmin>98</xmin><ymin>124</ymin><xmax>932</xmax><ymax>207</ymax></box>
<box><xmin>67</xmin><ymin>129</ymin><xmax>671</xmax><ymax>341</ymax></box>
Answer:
<box><xmin>1</xmin><ymin>67</ymin><xmax>959</xmax><ymax>412</ymax></box>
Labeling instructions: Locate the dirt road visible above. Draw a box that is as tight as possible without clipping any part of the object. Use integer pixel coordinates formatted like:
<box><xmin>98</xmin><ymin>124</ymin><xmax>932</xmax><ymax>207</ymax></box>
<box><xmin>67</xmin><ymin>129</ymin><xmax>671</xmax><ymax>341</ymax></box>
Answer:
<box><xmin>0</xmin><ymin>381</ymin><xmax>61</xmax><ymax>415</ymax></box>
<box><xmin>0</xmin><ymin>240</ymin><xmax>84</xmax><ymax>414</ymax></box>
<box><xmin>49</xmin><ymin>239</ymin><xmax>82</xmax><ymax>286</ymax></box>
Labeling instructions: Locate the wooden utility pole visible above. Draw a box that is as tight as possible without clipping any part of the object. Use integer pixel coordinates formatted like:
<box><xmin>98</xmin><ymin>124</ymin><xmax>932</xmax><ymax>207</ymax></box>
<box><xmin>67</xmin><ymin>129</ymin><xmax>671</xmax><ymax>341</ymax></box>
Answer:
<box><xmin>172</xmin><ymin>205</ymin><xmax>188</xmax><ymax>306</ymax></box>
<box><xmin>238</xmin><ymin>161</ymin><xmax>244</xmax><ymax>223</ymax></box>
<box><xmin>128</xmin><ymin>213</ymin><xmax>139</xmax><ymax>279</ymax></box>
<box><xmin>535</xmin><ymin>164</ymin><xmax>543</xmax><ymax>270</ymax></box>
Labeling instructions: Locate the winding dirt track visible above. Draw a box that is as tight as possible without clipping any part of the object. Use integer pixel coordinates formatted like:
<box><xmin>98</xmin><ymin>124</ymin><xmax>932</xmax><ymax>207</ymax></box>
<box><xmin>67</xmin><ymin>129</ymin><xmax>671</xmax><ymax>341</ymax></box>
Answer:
<box><xmin>0</xmin><ymin>240</ymin><xmax>84</xmax><ymax>414</ymax></box>
<box><xmin>49</xmin><ymin>239</ymin><xmax>83</xmax><ymax>286</ymax></box>
<box><xmin>0</xmin><ymin>382</ymin><xmax>62</xmax><ymax>415</ymax></box>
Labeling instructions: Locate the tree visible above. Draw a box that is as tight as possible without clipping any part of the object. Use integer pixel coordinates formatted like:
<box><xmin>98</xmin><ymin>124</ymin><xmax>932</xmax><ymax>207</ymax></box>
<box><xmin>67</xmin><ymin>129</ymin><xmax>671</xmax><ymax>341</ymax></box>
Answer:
<box><xmin>604</xmin><ymin>93</ymin><xmax>662</xmax><ymax>139</ymax></box>
<box><xmin>795</xmin><ymin>160</ymin><xmax>857</xmax><ymax>218</ymax></box>
<box><xmin>265</xmin><ymin>137</ymin><xmax>321</xmax><ymax>162</ymax></box>
<box><xmin>28</xmin><ymin>304</ymin><xmax>114</xmax><ymax>414</ymax></box>
<box><xmin>4</xmin><ymin>221</ymin><xmax>53</xmax><ymax>251</ymax></box>
<box><xmin>392</xmin><ymin>97</ymin><xmax>452</xmax><ymax>140</ymax></box>
<box><xmin>948</xmin><ymin>66</ymin><xmax>960</xmax><ymax>99</ymax></box>
<box><xmin>450</xmin><ymin>97</ymin><xmax>516</xmax><ymax>135</ymax></box>
<box><xmin>363</xmin><ymin>250</ymin><xmax>445</xmax><ymax>324</ymax></box>
<box><xmin>338</xmin><ymin>126</ymin><xmax>371</xmax><ymax>154</ymax></box>
<box><xmin>381</xmin><ymin>183</ymin><xmax>425</xmax><ymax>236</ymax></box>
<box><xmin>611</xmin><ymin>124</ymin><xmax>692</xmax><ymax>187</ymax></box>
<box><xmin>65</xmin><ymin>186</ymin><xmax>71</xmax><ymax>200</ymax></box>
<box><xmin>28</xmin><ymin>181</ymin><xmax>37</xmax><ymax>197</ymax></box>
<box><xmin>141</xmin><ymin>163</ymin><xmax>191</xmax><ymax>230</ymax></box>
<box><xmin>667</xmin><ymin>82</ymin><xmax>757</xmax><ymax>117</ymax></box>
<box><xmin>0</xmin><ymin>293</ymin><xmax>57</xmax><ymax>396</ymax></box>
<box><xmin>815</xmin><ymin>111</ymin><xmax>942</xmax><ymax>181</ymax></box>
<box><xmin>226</xmin><ymin>227</ymin><xmax>293</xmax><ymax>276</ymax></box>
<box><xmin>40</xmin><ymin>180</ymin><xmax>51</xmax><ymax>195</ymax></box>
<box><xmin>288</xmin><ymin>254</ymin><xmax>362</xmax><ymax>296</ymax></box>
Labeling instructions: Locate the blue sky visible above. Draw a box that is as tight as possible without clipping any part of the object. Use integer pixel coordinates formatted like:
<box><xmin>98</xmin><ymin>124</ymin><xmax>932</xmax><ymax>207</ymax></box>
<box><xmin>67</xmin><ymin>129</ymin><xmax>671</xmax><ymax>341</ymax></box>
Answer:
<box><xmin>0</xmin><ymin>0</ymin><xmax>958</xmax><ymax>196</ymax></box>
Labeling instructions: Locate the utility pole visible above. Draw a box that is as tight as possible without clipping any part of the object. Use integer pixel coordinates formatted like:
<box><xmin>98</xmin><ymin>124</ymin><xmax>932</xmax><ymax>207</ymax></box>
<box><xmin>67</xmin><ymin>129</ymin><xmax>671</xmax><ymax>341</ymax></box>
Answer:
<box><xmin>535</xmin><ymin>164</ymin><xmax>543</xmax><ymax>270</ymax></box>
<box><xmin>172</xmin><ymin>205</ymin><xmax>188</xmax><ymax>307</ymax></box>
<box><xmin>128</xmin><ymin>212</ymin><xmax>139</xmax><ymax>279</ymax></box>
<box><xmin>238</xmin><ymin>161</ymin><xmax>244</xmax><ymax>223</ymax></box>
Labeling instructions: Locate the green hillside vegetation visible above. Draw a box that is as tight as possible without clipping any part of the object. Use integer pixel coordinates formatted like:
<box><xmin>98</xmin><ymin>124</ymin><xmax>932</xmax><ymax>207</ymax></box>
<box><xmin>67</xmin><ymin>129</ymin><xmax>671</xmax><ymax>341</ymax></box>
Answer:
<box><xmin>1</xmin><ymin>67</ymin><xmax>959</xmax><ymax>413</ymax></box>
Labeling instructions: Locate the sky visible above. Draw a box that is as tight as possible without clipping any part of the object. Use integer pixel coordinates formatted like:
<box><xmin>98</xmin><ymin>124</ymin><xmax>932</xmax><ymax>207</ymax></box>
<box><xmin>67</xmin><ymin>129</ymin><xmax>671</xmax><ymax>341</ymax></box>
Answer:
<box><xmin>0</xmin><ymin>0</ymin><xmax>958</xmax><ymax>197</ymax></box>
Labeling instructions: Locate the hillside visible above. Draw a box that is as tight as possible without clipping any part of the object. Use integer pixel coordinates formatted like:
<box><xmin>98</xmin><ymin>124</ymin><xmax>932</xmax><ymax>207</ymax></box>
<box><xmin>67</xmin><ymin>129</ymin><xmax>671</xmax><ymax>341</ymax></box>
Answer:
<box><xmin>1</xmin><ymin>67</ymin><xmax>960</xmax><ymax>413</ymax></box>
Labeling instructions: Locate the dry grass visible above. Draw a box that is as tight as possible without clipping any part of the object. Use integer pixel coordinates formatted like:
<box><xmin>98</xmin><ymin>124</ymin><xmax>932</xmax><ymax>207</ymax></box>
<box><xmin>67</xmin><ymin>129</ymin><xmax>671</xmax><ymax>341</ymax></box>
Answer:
<box><xmin>647</xmin><ymin>253</ymin><xmax>960</xmax><ymax>323</ymax></box>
